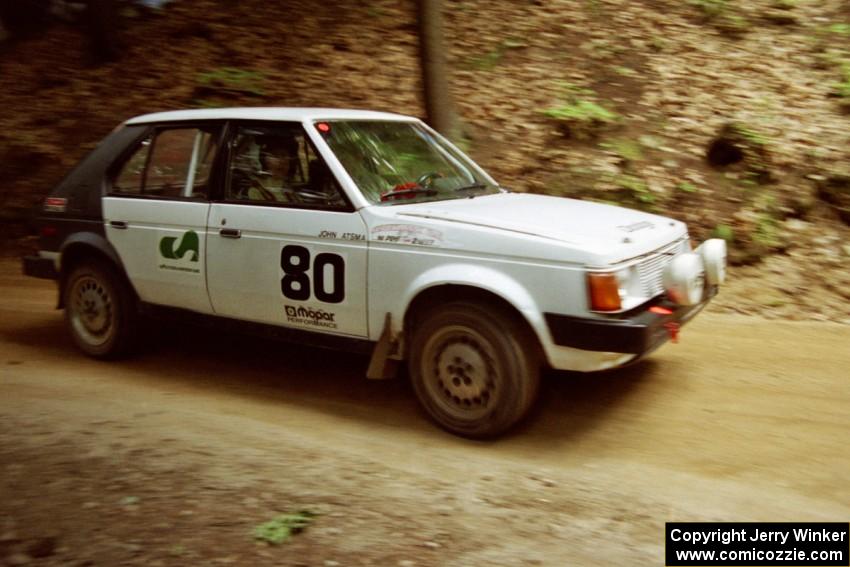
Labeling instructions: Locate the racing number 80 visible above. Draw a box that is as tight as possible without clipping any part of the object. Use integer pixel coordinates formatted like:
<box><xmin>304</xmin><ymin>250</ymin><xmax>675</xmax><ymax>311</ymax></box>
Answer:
<box><xmin>280</xmin><ymin>245</ymin><xmax>345</xmax><ymax>304</ymax></box>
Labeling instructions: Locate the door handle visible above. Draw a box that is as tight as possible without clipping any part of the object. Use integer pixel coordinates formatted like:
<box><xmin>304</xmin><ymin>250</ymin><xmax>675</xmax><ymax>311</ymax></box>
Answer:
<box><xmin>219</xmin><ymin>228</ymin><xmax>241</xmax><ymax>239</ymax></box>
<box><xmin>109</xmin><ymin>220</ymin><xmax>128</xmax><ymax>229</ymax></box>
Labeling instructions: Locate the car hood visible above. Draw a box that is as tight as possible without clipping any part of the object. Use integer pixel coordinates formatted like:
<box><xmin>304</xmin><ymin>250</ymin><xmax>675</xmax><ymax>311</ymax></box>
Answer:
<box><xmin>388</xmin><ymin>192</ymin><xmax>687</xmax><ymax>263</ymax></box>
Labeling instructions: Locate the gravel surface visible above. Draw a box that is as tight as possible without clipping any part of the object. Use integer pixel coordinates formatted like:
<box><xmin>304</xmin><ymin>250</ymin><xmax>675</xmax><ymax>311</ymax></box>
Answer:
<box><xmin>2</xmin><ymin>260</ymin><xmax>849</xmax><ymax>565</ymax></box>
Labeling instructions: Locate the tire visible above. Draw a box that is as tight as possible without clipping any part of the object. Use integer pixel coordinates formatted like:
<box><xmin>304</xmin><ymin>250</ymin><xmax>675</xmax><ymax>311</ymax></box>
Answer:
<box><xmin>408</xmin><ymin>301</ymin><xmax>540</xmax><ymax>438</ymax></box>
<box><xmin>63</xmin><ymin>261</ymin><xmax>137</xmax><ymax>359</ymax></box>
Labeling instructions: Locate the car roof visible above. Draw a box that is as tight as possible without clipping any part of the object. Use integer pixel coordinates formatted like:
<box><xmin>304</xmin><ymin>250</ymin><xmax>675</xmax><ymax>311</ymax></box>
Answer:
<box><xmin>125</xmin><ymin>107</ymin><xmax>419</xmax><ymax>125</ymax></box>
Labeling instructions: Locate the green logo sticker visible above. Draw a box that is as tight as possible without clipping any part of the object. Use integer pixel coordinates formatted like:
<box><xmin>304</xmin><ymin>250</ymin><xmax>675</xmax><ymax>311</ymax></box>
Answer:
<box><xmin>160</xmin><ymin>230</ymin><xmax>199</xmax><ymax>261</ymax></box>
<box><xmin>158</xmin><ymin>230</ymin><xmax>201</xmax><ymax>274</ymax></box>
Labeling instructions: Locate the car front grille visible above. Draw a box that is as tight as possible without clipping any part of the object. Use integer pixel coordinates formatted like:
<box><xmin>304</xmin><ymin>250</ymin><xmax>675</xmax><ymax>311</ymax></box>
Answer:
<box><xmin>636</xmin><ymin>239</ymin><xmax>685</xmax><ymax>297</ymax></box>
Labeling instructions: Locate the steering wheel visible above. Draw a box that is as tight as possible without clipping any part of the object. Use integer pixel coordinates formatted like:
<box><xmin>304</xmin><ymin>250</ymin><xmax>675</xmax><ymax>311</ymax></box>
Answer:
<box><xmin>416</xmin><ymin>171</ymin><xmax>444</xmax><ymax>188</ymax></box>
<box><xmin>294</xmin><ymin>188</ymin><xmax>330</xmax><ymax>205</ymax></box>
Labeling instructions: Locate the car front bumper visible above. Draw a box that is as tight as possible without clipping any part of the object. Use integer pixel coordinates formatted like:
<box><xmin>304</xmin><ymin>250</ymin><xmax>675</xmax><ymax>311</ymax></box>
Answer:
<box><xmin>543</xmin><ymin>286</ymin><xmax>717</xmax><ymax>370</ymax></box>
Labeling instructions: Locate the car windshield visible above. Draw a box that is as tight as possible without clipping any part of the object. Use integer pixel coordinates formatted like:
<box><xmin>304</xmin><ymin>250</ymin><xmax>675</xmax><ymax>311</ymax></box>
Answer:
<box><xmin>316</xmin><ymin>120</ymin><xmax>501</xmax><ymax>205</ymax></box>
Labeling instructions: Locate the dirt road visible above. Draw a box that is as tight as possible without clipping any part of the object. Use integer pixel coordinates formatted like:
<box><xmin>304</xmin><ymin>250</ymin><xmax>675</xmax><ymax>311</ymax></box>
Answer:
<box><xmin>1</xmin><ymin>258</ymin><xmax>848</xmax><ymax>566</ymax></box>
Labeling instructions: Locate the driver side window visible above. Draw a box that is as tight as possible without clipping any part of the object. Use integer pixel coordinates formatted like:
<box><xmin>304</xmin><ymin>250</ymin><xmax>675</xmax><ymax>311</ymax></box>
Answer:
<box><xmin>226</xmin><ymin>123</ymin><xmax>347</xmax><ymax>209</ymax></box>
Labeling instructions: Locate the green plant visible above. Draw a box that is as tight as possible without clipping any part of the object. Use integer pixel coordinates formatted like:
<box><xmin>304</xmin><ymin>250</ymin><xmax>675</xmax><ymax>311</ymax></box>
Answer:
<box><xmin>677</xmin><ymin>182</ymin><xmax>699</xmax><ymax>193</ymax></box>
<box><xmin>753</xmin><ymin>215</ymin><xmax>780</xmax><ymax>247</ymax></box>
<box><xmin>712</xmin><ymin>224</ymin><xmax>735</xmax><ymax>243</ymax></box>
<box><xmin>720</xmin><ymin>13</ymin><xmax>751</xmax><ymax>34</ymax></box>
<box><xmin>584</xmin><ymin>0</ymin><xmax>602</xmax><ymax>15</ymax></box>
<box><xmin>649</xmin><ymin>36</ymin><xmax>669</xmax><ymax>52</ymax></box>
<box><xmin>734</xmin><ymin>124</ymin><xmax>769</xmax><ymax>146</ymax></box>
<box><xmin>616</xmin><ymin>175</ymin><xmax>654</xmax><ymax>203</ymax></box>
<box><xmin>502</xmin><ymin>38</ymin><xmax>527</xmax><ymax>49</ymax></box>
<box><xmin>253</xmin><ymin>511</ymin><xmax>316</xmax><ymax>545</ymax></box>
<box><xmin>739</xmin><ymin>173</ymin><xmax>760</xmax><ymax>188</ymax></box>
<box><xmin>545</xmin><ymin>100</ymin><xmax>617</xmax><ymax>123</ymax></box>
<box><xmin>544</xmin><ymin>84</ymin><xmax>617</xmax><ymax>122</ymax></box>
<box><xmin>466</xmin><ymin>49</ymin><xmax>503</xmax><ymax>71</ymax></box>
<box><xmin>612</xmin><ymin>65</ymin><xmax>639</xmax><ymax>77</ymax></box>
<box><xmin>827</xmin><ymin>23</ymin><xmax>850</xmax><ymax>35</ymax></box>
<box><xmin>834</xmin><ymin>64</ymin><xmax>850</xmax><ymax>99</ymax></box>
<box><xmin>545</xmin><ymin>99</ymin><xmax>617</xmax><ymax>123</ymax></box>
<box><xmin>815</xmin><ymin>47</ymin><xmax>850</xmax><ymax>70</ymax></box>
<box><xmin>599</xmin><ymin>174</ymin><xmax>658</xmax><ymax>211</ymax></box>
<box><xmin>690</xmin><ymin>0</ymin><xmax>727</xmax><ymax>19</ymax></box>
<box><xmin>690</xmin><ymin>0</ymin><xmax>751</xmax><ymax>36</ymax></box>
<box><xmin>600</xmin><ymin>139</ymin><xmax>643</xmax><ymax>162</ymax></box>
<box><xmin>543</xmin><ymin>83</ymin><xmax>618</xmax><ymax>139</ymax></box>
<box><xmin>465</xmin><ymin>38</ymin><xmax>527</xmax><ymax>70</ymax></box>
<box><xmin>196</xmin><ymin>67</ymin><xmax>265</xmax><ymax>96</ymax></box>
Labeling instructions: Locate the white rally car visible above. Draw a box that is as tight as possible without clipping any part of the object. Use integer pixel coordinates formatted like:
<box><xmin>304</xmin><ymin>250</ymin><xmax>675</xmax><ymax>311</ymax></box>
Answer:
<box><xmin>23</xmin><ymin>108</ymin><xmax>725</xmax><ymax>437</ymax></box>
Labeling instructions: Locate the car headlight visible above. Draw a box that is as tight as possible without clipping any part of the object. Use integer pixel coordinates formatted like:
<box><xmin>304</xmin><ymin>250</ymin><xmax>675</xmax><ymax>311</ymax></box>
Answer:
<box><xmin>615</xmin><ymin>266</ymin><xmax>642</xmax><ymax>300</ymax></box>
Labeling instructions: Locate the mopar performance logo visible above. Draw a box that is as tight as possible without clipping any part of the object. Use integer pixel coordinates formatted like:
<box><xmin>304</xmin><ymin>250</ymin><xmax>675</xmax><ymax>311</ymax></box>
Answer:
<box><xmin>284</xmin><ymin>305</ymin><xmax>338</xmax><ymax>329</ymax></box>
<box><xmin>158</xmin><ymin>230</ymin><xmax>200</xmax><ymax>273</ymax></box>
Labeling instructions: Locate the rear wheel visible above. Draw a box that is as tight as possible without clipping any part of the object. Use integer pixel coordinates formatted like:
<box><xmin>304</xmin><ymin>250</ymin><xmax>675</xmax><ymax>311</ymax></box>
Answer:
<box><xmin>63</xmin><ymin>261</ymin><xmax>137</xmax><ymax>358</ymax></box>
<box><xmin>409</xmin><ymin>301</ymin><xmax>540</xmax><ymax>438</ymax></box>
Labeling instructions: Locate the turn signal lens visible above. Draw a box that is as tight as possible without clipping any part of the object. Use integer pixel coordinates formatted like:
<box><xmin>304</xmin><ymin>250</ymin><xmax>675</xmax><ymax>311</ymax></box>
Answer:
<box><xmin>588</xmin><ymin>273</ymin><xmax>622</xmax><ymax>311</ymax></box>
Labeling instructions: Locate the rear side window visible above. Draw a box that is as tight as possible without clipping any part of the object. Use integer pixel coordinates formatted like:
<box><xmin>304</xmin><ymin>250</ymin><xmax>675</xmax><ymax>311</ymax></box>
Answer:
<box><xmin>113</xmin><ymin>135</ymin><xmax>151</xmax><ymax>194</ymax></box>
<box><xmin>111</xmin><ymin>126</ymin><xmax>220</xmax><ymax>198</ymax></box>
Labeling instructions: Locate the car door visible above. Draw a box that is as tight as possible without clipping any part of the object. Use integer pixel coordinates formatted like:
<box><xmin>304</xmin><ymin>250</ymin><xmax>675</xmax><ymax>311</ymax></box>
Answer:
<box><xmin>205</xmin><ymin>121</ymin><xmax>369</xmax><ymax>337</ymax></box>
<box><xmin>104</xmin><ymin>123</ymin><xmax>223</xmax><ymax>313</ymax></box>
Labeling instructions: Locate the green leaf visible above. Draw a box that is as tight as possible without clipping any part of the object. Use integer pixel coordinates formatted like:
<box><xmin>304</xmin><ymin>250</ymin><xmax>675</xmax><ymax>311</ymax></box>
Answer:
<box><xmin>827</xmin><ymin>23</ymin><xmax>850</xmax><ymax>35</ymax></box>
<box><xmin>544</xmin><ymin>100</ymin><xmax>618</xmax><ymax>123</ymax></box>
<box><xmin>253</xmin><ymin>511</ymin><xmax>316</xmax><ymax>545</ymax></box>
<box><xmin>712</xmin><ymin>224</ymin><xmax>735</xmax><ymax>243</ymax></box>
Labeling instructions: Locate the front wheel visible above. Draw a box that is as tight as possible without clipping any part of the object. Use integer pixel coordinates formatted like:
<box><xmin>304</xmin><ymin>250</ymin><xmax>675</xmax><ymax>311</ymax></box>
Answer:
<box><xmin>408</xmin><ymin>302</ymin><xmax>540</xmax><ymax>438</ymax></box>
<box><xmin>63</xmin><ymin>261</ymin><xmax>137</xmax><ymax>358</ymax></box>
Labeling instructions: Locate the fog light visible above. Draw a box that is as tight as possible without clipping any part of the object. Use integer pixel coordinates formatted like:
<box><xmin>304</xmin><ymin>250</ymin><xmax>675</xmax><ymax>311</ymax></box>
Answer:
<box><xmin>662</xmin><ymin>253</ymin><xmax>705</xmax><ymax>306</ymax></box>
<box><xmin>697</xmin><ymin>238</ymin><xmax>727</xmax><ymax>286</ymax></box>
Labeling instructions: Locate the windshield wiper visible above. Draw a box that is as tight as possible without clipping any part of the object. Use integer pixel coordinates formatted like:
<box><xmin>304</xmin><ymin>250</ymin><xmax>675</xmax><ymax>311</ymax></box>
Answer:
<box><xmin>454</xmin><ymin>182</ymin><xmax>490</xmax><ymax>193</ymax></box>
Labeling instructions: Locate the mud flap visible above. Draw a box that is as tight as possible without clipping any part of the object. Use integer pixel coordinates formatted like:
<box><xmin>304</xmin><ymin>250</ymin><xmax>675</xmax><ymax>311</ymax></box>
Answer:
<box><xmin>366</xmin><ymin>313</ymin><xmax>399</xmax><ymax>380</ymax></box>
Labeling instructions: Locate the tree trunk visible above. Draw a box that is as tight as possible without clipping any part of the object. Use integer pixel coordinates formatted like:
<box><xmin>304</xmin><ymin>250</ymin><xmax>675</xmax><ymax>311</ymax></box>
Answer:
<box><xmin>86</xmin><ymin>0</ymin><xmax>121</xmax><ymax>64</ymax></box>
<box><xmin>0</xmin><ymin>0</ymin><xmax>50</xmax><ymax>39</ymax></box>
<box><xmin>417</xmin><ymin>0</ymin><xmax>456</xmax><ymax>138</ymax></box>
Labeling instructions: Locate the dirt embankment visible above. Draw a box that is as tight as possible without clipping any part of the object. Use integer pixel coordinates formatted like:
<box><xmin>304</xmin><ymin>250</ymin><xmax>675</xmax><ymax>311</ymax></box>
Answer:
<box><xmin>1</xmin><ymin>0</ymin><xmax>850</xmax><ymax>320</ymax></box>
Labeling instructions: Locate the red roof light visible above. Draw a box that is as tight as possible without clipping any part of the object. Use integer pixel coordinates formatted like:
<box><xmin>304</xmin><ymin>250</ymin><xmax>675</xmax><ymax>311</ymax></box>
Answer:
<box><xmin>316</xmin><ymin>122</ymin><xmax>331</xmax><ymax>133</ymax></box>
